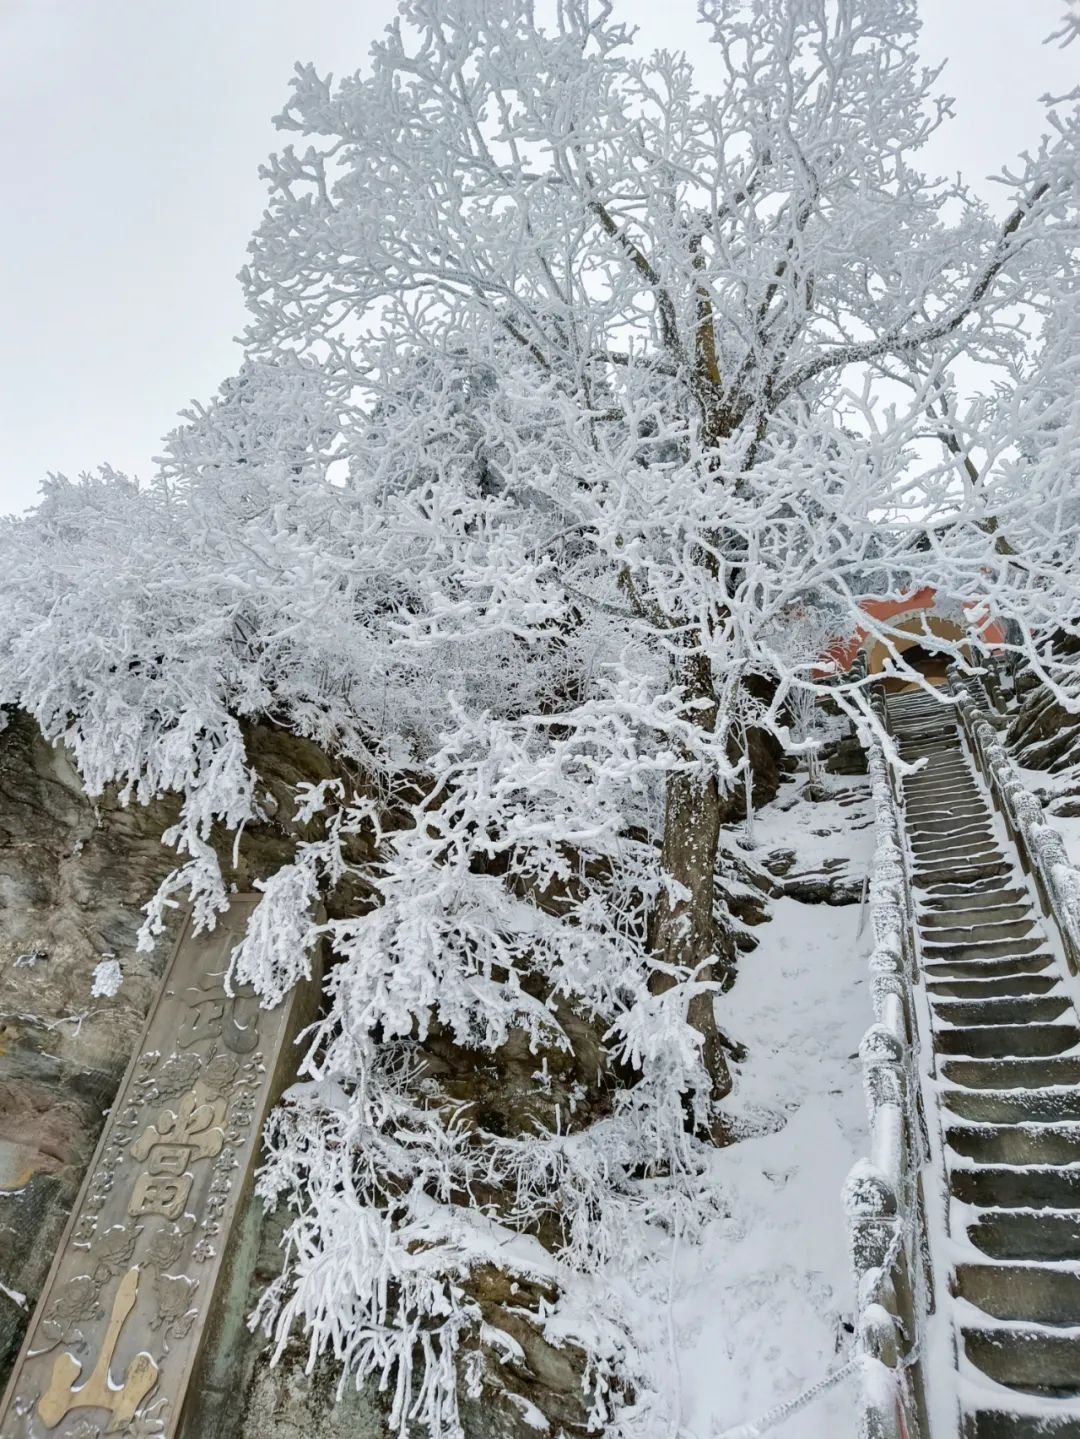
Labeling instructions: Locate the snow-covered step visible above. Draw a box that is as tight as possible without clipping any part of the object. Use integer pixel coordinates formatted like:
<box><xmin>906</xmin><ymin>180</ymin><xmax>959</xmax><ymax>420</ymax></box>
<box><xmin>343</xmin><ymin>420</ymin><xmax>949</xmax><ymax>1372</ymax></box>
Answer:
<box><xmin>964</xmin><ymin>1410</ymin><xmax>1080</xmax><ymax>1439</ymax></box>
<box><xmin>936</xmin><ymin>1025</ymin><xmax>1080</xmax><ymax>1059</ymax></box>
<box><xmin>921</xmin><ymin>889</ymin><xmax>1032</xmax><ymax>914</ymax></box>
<box><xmin>946</xmin><ymin>1123</ymin><xmax>1080</xmax><ymax>1163</ymax></box>
<box><xmin>945</xmin><ymin>1090</ymin><xmax>1080</xmax><ymax>1125</ymax></box>
<box><xmin>925</xmin><ymin>955</ymin><xmax>1056</xmax><ymax>983</ymax></box>
<box><xmin>968</xmin><ymin>1212</ymin><xmax>1080</xmax><ymax>1262</ymax></box>
<box><xmin>956</xmin><ymin>1264</ymin><xmax>1080</xmax><ymax>1324</ymax></box>
<box><xmin>931</xmin><ymin>975</ymin><xmax>1065</xmax><ymax>1000</ymax></box>
<box><xmin>960</xmin><ymin>1324</ymin><xmax>1080</xmax><ymax>1393</ymax></box>
<box><xmin>887</xmin><ymin>692</ymin><xmax>1080</xmax><ymax>1437</ymax></box>
<box><xmin>934</xmin><ymin>996</ymin><xmax>1071</xmax><ymax>1027</ymax></box>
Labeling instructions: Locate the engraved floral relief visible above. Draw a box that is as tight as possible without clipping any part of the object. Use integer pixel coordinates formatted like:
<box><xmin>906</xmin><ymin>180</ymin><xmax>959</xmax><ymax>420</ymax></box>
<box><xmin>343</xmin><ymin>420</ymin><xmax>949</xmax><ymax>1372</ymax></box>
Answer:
<box><xmin>140</xmin><ymin>1054</ymin><xmax>200</xmax><ymax>1105</ymax></box>
<box><xmin>200</xmin><ymin>1054</ymin><xmax>239</xmax><ymax>1097</ymax></box>
<box><xmin>143</xmin><ymin>1218</ymin><xmax>193</xmax><ymax>1274</ymax></box>
<box><xmin>31</xmin><ymin>1275</ymin><xmax>103</xmax><ymax>1356</ymax></box>
<box><xmin>66</xmin><ymin>1419</ymin><xmax>102</xmax><ymax>1439</ymax></box>
<box><xmin>127</xmin><ymin>1397</ymin><xmax>169</xmax><ymax>1438</ymax></box>
<box><xmin>149</xmin><ymin>1273</ymin><xmax>199</xmax><ymax>1346</ymax></box>
<box><xmin>88</xmin><ymin>1226</ymin><xmax>140</xmax><ymax>1285</ymax></box>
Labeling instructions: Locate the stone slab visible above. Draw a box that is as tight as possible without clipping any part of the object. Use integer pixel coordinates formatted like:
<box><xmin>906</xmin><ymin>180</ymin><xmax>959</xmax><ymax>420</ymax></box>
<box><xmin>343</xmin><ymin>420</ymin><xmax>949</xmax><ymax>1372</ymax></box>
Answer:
<box><xmin>0</xmin><ymin>895</ymin><xmax>308</xmax><ymax>1438</ymax></box>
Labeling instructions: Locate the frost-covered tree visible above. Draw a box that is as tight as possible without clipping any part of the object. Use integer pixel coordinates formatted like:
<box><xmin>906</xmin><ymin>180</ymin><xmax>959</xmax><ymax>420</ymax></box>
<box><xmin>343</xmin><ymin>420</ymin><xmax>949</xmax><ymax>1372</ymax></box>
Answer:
<box><xmin>2</xmin><ymin>2</ymin><xmax>1080</xmax><ymax>1434</ymax></box>
<box><xmin>240</xmin><ymin>0</ymin><xmax>1080</xmax><ymax>1094</ymax></box>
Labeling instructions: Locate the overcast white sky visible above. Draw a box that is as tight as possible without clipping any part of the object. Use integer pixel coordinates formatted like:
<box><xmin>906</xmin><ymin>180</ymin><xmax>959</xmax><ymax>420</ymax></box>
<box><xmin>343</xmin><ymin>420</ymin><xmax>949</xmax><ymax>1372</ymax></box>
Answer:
<box><xmin>1</xmin><ymin>1</ymin><xmax>1075</xmax><ymax>516</ymax></box>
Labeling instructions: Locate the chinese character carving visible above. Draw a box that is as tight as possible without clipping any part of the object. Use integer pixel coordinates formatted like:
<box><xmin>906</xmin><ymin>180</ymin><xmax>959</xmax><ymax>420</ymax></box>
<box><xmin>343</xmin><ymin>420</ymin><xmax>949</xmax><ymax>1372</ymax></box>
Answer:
<box><xmin>129</xmin><ymin>1173</ymin><xmax>193</xmax><ymax>1221</ymax></box>
<box><xmin>176</xmin><ymin>973</ymin><xmax>259</xmax><ymax>1054</ymax></box>
<box><xmin>130</xmin><ymin>1087</ymin><xmax>227</xmax><ymax>1166</ymax></box>
<box><xmin>37</xmin><ymin>1267</ymin><xmax>159</xmax><ymax>1431</ymax></box>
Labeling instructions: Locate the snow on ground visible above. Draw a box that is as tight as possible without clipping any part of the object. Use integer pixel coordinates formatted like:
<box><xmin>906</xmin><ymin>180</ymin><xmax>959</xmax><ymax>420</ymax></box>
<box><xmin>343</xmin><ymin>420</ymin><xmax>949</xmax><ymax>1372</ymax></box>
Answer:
<box><xmin>674</xmin><ymin>776</ymin><xmax>874</xmax><ymax>1438</ymax></box>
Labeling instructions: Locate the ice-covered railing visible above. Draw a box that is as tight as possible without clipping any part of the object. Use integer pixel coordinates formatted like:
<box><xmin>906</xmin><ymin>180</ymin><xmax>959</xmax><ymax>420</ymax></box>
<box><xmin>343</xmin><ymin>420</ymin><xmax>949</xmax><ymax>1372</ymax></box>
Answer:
<box><xmin>951</xmin><ymin>667</ymin><xmax>1080</xmax><ymax>975</ymax></box>
<box><xmin>843</xmin><ymin>713</ymin><xmax>929</xmax><ymax>1439</ymax></box>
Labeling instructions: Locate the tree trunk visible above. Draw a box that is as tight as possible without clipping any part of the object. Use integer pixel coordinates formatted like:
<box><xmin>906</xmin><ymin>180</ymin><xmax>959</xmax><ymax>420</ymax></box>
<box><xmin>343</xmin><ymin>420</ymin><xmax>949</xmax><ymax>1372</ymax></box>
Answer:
<box><xmin>715</xmin><ymin>671</ymin><xmax>785</xmax><ymax>824</ymax></box>
<box><xmin>647</xmin><ymin>655</ymin><xmax>732</xmax><ymax>1106</ymax></box>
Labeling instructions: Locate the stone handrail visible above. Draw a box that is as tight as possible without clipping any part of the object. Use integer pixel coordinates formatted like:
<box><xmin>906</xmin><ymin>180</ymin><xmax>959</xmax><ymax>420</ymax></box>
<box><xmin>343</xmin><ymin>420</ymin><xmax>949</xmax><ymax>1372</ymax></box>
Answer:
<box><xmin>950</xmin><ymin>668</ymin><xmax>1080</xmax><ymax>976</ymax></box>
<box><xmin>843</xmin><ymin>717</ymin><xmax>929</xmax><ymax>1439</ymax></box>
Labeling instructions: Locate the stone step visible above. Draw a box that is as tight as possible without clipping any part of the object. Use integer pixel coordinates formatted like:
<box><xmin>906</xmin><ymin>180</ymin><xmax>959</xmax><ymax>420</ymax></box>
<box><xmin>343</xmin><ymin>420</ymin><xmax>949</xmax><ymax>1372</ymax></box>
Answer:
<box><xmin>968</xmin><ymin>1211</ymin><xmax>1080</xmax><ymax>1262</ymax></box>
<box><xmin>927</xmin><ymin>921</ymin><xmax>1039</xmax><ymax>946</ymax></box>
<box><xmin>906</xmin><ymin>780</ymin><xmax>981</xmax><ymax>800</ymax></box>
<box><xmin>915</xmin><ymin>860</ymin><xmax>1014</xmax><ymax>888</ymax></box>
<box><xmin>914</xmin><ymin>839</ymin><xmax>1000</xmax><ymax>860</ymax></box>
<box><xmin>922</xmin><ymin>904</ymin><xmax>1035</xmax><ymax>928</ymax></box>
<box><xmin>887</xmin><ymin>696</ymin><xmax>1080</xmax><ymax>1429</ymax></box>
<box><xmin>917</xmin><ymin>850</ymin><xmax>1009</xmax><ymax>874</ymax></box>
<box><xmin>907</xmin><ymin>794</ymin><xmax>985</xmax><ymax>811</ymax></box>
<box><xmin>907</xmin><ymin>800</ymin><xmax>987</xmax><ymax>819</ymax></box>
<box><xmin>923</xmin><ymin>938</ymin><xmax>1049</xmax><ymax>963</ymax></box>
<box><xmin>908</xmin><ymin>788</ymin><xmax>984</xmax><ymax>804</ymax></box>
<box><xmin>912</xmin><ymin>816</ymin><xmax>994</xmax><ymax>836</ymax></box>
<box><xmin>906</xmin><ymin>772</ymin><xmax>971</xmax><ymax>783</ymax></box>
<box><xmin>947</xmin><ymin>1125</ymin><xmax>1080</xmax><ymax>1167</ymax></box>
<box><xmin>962</xmin><ymin>1325</ymin><xmax>1080</xmax><ymax>1396</ymax></box>
<box><xmin>905</xmin><ymin>771</ymin><xmax>979</xmax><ymax>786</ymax></box>
<box><xmin>913</xmin><ymin>838</ymin><xmax>1001</xmax><ymax>862</ymax></box>
<box><xmin>945</xmin><ymin>1089</ymin><xmax>1080</xmax><ymax>1125</ymax></box>
<box><xmin>936</xmin><ymin>1024</ymin><xmax>1080</xmax><ymax>1059</ymax></box>
<box><xmin>906</xmin><ymin>774</ymin><xmax>979</xmax><ymax>792</ymax></box>
<box><xmin>903</xmin><ymin>731</ymin><xmax>968</xmax><ymax>741</ymax></box>
<box><xmin>951</xmin><ymin>1165</ymin><xmax>1080</xmax><ymax>1209</ymax></box>
<box><xmin>933</xmin><ymin>996</ymin><xmax>1071</xmax><ymax>1028</ymax></box>
<box><xmin>911</xmin><ymin>821</ymin><xmax>994</xmax><ymax>843</ymax></box>
<box><xmin>904</xmin><ymin>766</ymin><xmax>968</xmax><ymax>777</ymax></box>
<box><xmin>925</xmin><ymin>954</ymin><xmax>1054</xmax><ymax>982</ymax></box>
<box><xmin>898</xmin><ymin>735</ymin><xmax>963</xmax><ymax>748</ymax></box>
<box><xmin>899</xmin><ymin>741</ymin><xmax>964</xmax><ymax>755</ymax></box>
<box><xmin>964</xmin><ymin>1412</ymin><xmax>1080</xmax><ymax>1439</ymax></box>
<box><xmin>901</xmin><ymin>754</ymin><xmax>964</xmax><ymax>765</ymax></box>
<box><xmin>956</xmin><ymin>1264</ymin><xmax>1080</xmax><ymax>1325</ymax></box>
<box><xmin>929</xmin><ymin>975</ymin><xmax>1062</xmax><ymax>1001</ymax></box>
<box><xmin>943</xmin><ymin>1057</ymin><xmax>1080</xmax><ymax>1090</ymax></box>
<box><xmin>911</xmin><ymin>812</ymin><xmax>992</xmax><ymax>832</ymax></box>
<box><xmin>920</xmin><ymin>888</ymin><xmax>1030</xmax><ymax>913</ymax></box>
<box><xmin>908</xmin><ymin>810</ymin><xmax>990</xmax><ymax>829</ymax></box>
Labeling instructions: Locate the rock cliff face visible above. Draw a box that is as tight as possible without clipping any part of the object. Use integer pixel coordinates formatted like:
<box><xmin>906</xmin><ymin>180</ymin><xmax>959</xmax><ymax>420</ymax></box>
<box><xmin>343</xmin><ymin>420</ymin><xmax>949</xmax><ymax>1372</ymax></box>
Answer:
<box><xmin>0</xmin><ymin>709</ymin><xmax>183</xmax><ymax>1378</ymax></box>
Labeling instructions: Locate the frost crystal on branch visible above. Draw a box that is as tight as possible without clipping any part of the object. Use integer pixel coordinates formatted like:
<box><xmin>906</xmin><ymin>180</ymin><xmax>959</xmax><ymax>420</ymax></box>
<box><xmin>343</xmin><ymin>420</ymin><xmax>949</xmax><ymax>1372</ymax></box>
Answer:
<box><xmin>2</xmin><ymin>0</ymin><xmax>1080</xmax><ymax>1432</ymax></box>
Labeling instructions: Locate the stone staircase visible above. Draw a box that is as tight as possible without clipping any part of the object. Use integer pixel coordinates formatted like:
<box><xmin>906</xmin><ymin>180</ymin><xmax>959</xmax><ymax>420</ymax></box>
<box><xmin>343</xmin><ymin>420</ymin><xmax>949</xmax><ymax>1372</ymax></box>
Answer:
<box><xmin>889</xmin><ymin>688</ymin><xmax>1080</xmax><ymax>1439</ymax></box>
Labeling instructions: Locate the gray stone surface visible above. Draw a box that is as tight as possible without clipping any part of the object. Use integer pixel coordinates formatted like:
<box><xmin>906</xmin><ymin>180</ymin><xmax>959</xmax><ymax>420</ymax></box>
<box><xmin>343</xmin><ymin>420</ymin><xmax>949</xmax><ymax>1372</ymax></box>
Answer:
<box><xmin>0</xmin><ymin>711</ymin><xmax>184</xmax><ymax>1383</ymax></box>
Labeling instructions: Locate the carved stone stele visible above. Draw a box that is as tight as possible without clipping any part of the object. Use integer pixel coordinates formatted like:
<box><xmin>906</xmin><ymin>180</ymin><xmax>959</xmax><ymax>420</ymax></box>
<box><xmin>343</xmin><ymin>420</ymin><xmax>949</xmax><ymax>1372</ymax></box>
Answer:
<box><xmin>0</xmin><ymin>896</ymin><xmax>313</xmax><ymax>1439</ymax></box>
